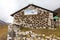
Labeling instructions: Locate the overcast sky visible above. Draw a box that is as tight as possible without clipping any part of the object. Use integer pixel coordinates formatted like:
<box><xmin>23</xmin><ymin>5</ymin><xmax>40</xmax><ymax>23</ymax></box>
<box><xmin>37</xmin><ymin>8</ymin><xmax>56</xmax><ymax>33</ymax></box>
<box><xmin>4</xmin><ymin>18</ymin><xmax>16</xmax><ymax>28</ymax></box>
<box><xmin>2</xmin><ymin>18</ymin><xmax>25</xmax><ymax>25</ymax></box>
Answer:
<box><xmin>0</xmin><ymin>0</ymin><xmax>60</xmax><ymax>23</ymax></box>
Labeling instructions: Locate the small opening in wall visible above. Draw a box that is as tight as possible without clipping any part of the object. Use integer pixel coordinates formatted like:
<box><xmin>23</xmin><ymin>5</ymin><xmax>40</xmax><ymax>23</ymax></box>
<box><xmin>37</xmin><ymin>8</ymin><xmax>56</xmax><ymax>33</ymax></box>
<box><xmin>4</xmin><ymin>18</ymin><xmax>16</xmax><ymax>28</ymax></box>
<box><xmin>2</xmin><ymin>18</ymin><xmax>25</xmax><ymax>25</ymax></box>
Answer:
<box><xmin>9</xmin><ymin>39</ymin><xmax>12</xmax><ymax>40</ymax></box>
<box><xmin>54</xmin><ymin>19</ymin><xmax>56</xmax><ymax>21</ymax></box>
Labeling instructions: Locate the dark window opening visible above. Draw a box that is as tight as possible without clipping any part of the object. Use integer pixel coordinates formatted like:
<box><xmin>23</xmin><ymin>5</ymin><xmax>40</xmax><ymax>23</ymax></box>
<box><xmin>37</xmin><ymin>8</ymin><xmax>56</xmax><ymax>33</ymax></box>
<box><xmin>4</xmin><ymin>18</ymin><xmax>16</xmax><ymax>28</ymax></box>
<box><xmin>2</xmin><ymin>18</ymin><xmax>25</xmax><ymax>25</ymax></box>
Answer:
<box><xmin>53</xmin><ymin>13</ymin><xmax>57</xmax><ymax>17</ymax></box>
<box><xmin>54</xmin><ymin>19</ymin><xmax>56</xmax><ymax>21</ymax></box>
<box><xmin>9</xmin><ymin>39</ymin><xmax>12</xmax><ymax>40</ymax></box>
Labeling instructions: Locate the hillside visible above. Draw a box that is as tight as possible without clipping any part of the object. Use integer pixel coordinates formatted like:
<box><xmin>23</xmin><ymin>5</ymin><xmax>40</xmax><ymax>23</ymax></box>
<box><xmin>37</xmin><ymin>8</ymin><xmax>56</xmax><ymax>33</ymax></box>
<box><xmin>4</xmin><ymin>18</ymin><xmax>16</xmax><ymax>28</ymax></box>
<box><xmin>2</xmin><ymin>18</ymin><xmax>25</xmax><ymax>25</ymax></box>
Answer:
<box><xmin>0</xmin><ymin>25</ymin><xmax>8</xmax><ymax>40</ymax></box>
<box><xmin>54</xmin><ymin>8</ymin><xmax>60</xmax><ymax>17</ymax></box>
<box><xmin>0</xmin><ymin>20</ymin><xmax>8</xmax><ymax>40</ymax></box>
<box><xmin>0</xmin><ymin>20</ymin><xmax>7</xmax><ymax>26</ymax></box>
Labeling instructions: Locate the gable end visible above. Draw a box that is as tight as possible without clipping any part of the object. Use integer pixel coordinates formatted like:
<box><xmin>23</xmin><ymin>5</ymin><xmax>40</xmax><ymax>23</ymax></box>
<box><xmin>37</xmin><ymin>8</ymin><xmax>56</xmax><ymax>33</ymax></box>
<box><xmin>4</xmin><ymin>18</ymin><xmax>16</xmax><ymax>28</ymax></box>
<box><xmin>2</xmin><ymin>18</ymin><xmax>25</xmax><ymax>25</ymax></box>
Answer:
<box><xmin>11</xmin><ymin>4</ymin><xmax>57</xmax><ymax>16</ymax></box>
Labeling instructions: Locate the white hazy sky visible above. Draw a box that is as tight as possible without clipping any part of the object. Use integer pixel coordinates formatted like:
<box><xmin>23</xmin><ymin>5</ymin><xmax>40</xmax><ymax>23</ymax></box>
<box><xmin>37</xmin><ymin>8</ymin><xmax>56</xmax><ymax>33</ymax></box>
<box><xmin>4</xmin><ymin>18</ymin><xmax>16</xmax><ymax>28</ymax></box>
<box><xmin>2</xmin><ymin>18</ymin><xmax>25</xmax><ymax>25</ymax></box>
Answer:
<box><xmin>0</xmin><ymin>0</ymin><xmax>60</xmax><ymax>23</ymax></box>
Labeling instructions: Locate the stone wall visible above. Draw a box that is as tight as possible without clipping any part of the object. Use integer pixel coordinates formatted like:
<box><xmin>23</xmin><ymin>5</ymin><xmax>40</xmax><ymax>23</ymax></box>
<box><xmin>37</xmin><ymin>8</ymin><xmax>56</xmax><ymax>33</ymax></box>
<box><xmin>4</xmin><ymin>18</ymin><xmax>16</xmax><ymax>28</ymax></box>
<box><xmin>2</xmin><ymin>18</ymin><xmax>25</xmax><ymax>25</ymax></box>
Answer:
<box><xmin>59</xmin><ymin>18</ymin><xmax>60</xmax><ymax>27</ymax></box>
<box><xmin>14</xmin><ymin>13</ymin><xmax>48</xmax><ymax>27</ymax></box>
<box><xmin>7</xmin><ymin>24</ymin><xmax>60</xmax><ymax>40</ymax></box>
<box><xmin>13</xmin><ymin>6</ymin><xmax>54</xmax><ymax>28</ymax></box>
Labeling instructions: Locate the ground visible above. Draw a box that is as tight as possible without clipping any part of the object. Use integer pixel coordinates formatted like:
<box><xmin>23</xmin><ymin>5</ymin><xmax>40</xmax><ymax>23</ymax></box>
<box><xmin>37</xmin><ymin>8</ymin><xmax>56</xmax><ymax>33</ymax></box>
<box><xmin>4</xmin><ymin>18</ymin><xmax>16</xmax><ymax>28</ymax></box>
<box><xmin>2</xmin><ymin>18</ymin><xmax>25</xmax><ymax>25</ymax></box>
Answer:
<box><xmin>20</xmin><ymin>27</ymin><xmax>60</xmax><ymax>37</ymax></box>
<box><xmin>0</xmin><ymin>25</ymin><xmax>8</xmax><ymax>40</ymax></box>
<box><xmin>0</xmin><ymin>25</ymin><xmax>60</xmax><ymax>40</ymax></box>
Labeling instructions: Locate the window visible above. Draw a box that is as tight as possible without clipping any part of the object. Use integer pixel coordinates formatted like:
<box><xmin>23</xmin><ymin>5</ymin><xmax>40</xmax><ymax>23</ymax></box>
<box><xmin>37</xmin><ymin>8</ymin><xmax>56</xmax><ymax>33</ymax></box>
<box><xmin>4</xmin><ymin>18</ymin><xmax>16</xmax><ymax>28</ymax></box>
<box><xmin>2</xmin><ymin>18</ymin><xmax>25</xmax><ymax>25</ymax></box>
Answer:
<box><xmin>24</xmin><ymin>9</ymin><xmax>37</xmax><ymax>15</ymax></box>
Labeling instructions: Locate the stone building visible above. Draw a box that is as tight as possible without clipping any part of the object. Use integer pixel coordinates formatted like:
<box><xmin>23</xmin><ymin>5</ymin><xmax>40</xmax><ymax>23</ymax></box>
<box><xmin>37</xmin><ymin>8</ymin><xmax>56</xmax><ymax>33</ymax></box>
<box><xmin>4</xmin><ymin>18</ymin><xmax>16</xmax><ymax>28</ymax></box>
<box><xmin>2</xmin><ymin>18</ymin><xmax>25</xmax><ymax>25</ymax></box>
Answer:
<box><xmin>7</xmin><ymin>4</ymin><xmax>57</xmax><ymax>40</ymax></box>
<box><xmin>11</xmin><ymin>4</ymin><xmax>56</xmax><ymax>28</ymax></box>
<box><xmin>54</xmin><ymin>8</ymin><xmax>60</xmax><ymax>27</ymax></box>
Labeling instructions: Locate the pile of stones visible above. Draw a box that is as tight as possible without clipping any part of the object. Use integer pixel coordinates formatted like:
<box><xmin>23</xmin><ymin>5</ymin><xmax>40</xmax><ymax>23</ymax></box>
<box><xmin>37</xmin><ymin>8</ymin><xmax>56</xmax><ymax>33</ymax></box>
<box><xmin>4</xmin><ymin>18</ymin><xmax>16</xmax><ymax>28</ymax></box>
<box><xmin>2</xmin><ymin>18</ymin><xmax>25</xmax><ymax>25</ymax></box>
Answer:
<box><xmin>14</xmin><ymin>31</ymin><xmax>60</xmax><ymax>40</ymax></box>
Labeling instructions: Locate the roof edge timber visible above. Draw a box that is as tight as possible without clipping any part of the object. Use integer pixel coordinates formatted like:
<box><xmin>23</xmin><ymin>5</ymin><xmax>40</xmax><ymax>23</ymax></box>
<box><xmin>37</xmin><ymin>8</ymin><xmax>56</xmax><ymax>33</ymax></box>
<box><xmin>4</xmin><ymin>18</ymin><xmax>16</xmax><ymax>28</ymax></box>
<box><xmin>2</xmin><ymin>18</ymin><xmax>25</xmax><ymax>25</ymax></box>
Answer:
<box><xmin>11</xmin><ymin>4</ymin><xmax>57</xmax><ymax>16</ymax></box>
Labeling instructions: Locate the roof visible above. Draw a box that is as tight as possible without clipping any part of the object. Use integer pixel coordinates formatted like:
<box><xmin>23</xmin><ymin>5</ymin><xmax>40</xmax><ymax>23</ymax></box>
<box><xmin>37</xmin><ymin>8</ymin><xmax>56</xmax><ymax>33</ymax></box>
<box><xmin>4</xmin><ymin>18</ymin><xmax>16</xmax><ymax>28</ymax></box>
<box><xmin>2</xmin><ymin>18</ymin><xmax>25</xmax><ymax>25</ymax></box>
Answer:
<box><xmin>54</xmin><ymin>8</ymin><xmax>60</xmax><ymax>17</ymax></box>
<box><xmin>11</xmin><ymin>4</ymin><xmax>57</xmax><ymax>16</ymax></box>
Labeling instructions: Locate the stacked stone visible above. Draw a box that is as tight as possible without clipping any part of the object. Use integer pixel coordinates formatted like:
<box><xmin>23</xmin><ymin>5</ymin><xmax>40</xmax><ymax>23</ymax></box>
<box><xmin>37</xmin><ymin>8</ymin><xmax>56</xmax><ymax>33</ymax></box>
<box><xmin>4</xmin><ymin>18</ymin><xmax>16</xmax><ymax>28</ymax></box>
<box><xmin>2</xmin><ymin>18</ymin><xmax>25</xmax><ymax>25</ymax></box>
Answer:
<box><xmin>7</xmin><ymin>24</ymin><xmax>60</xmax><ymax>40</ymax></box>
<box><xmin>17</xmin><ymin>31</ymin><xmax>60</xmax><ymax>40</ymax></box>
<box><xmin>8</xmin><ymin>29</ymin><xmax>60</xmax><ymax>40</ymax></box>
<box><xmin>7</xmin><ymin>24</ymin><xmax>15</xmax><ymax>40</ymax></box>
<box><xmin>13</xmin><ymin>7</ymin><xmax>50</xmax><ymax>28</ymax></box>
<box><xmin>7</xmin><ymin>4</ymin><xmax>59</xmax><ymax>40</ymax></box>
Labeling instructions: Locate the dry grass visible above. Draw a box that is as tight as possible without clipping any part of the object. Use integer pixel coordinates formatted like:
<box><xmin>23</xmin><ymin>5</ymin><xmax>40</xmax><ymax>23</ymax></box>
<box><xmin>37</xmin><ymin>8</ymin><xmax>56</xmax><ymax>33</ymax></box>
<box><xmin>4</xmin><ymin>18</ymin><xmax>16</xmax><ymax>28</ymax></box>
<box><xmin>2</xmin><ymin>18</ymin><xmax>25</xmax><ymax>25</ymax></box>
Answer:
<box><xmin>20</xmin><ymin>27</ymin><xmax>60</xmax><ymax>37</ymax></box>
<box><xmin>0</xmin><ymin>25</ymin><xmax>60</xmax><ymax>40</ymax></box>
<box><xmin>0</xmin><ymin>25</ymin><xmax>8</xmax><ymax>40</ymax></box>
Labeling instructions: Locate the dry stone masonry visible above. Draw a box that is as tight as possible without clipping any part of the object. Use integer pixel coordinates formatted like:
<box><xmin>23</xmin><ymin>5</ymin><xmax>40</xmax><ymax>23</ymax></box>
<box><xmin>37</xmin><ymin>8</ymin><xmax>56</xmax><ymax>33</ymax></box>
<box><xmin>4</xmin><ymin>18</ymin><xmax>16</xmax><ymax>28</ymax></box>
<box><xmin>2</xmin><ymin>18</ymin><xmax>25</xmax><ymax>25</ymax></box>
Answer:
<box><xmin>13</xmin><ymin>5</ymin><xmax>53</xmax><ymax>28</ymax></box>
<box><xmin>7</xmin><ymin>4</ymin><xmax>59</xmax><ymax>40</ymax></box>
<box><xmin>7</xmin><ymin>24</ymin><xmax>60</xmax><ymax>40</ymax></box>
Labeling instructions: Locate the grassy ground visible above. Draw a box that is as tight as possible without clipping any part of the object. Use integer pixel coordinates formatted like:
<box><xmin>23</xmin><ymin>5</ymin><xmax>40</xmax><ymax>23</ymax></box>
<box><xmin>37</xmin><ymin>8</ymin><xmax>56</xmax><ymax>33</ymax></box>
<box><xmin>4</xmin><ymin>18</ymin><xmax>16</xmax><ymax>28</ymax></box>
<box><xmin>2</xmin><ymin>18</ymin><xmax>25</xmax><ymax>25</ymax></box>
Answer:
<box><xmin>20</xmin><ymin>27</ymin><xmax>60</xmax><ymax>37</ymax></box>
<box><xmin>0</xmin><ymin>25</ymin><xmax>8</xmax><ymax>40</ymax></box>
<box><xmin>0</xmin><ymin>25</ymin><xmax>60</xmax><ymax>40</ymax></box>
